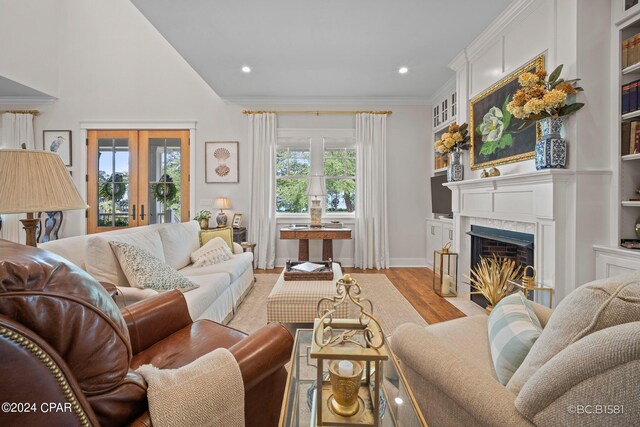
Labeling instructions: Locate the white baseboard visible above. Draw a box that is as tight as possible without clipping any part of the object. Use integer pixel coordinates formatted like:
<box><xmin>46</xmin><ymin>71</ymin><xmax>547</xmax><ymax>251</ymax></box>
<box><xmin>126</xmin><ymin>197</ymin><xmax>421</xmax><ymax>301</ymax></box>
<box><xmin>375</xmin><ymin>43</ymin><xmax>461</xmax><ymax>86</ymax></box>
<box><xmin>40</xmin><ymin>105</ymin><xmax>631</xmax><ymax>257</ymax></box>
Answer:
<box><xmin>389</xmin><ymin>258</ymin><xmax>428</xmax><ymax>268</ymax></box>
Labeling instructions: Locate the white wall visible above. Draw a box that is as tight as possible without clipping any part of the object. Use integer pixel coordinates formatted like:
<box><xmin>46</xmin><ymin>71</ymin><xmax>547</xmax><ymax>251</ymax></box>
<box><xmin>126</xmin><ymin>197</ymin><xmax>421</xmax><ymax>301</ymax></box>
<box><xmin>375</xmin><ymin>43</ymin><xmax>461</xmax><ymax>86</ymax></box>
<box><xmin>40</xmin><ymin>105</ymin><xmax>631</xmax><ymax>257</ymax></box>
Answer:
<box><xmin>0</xmin><ymin>0</ymin><xmax>59</xmax><ymax>97</ymax></box>
<box><xmin>447</xmin><ymin>0</ymin><xmax>612</xmax><ymax>289</ymax></box>
<box><xmin>0</xmin><ymin>0</ymin><xmax>431</xmax><ymax>267</ymax></box>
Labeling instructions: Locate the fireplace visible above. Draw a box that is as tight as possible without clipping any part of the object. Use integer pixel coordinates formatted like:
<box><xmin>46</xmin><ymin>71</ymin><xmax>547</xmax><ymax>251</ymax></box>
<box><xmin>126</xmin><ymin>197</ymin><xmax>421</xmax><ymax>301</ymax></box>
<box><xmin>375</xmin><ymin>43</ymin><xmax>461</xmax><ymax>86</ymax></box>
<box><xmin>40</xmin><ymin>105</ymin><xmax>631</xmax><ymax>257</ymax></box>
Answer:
<box><xmin>467</xmin><ymin>226</ymin><xmax>534</xmax><ymax>308</ymax></box>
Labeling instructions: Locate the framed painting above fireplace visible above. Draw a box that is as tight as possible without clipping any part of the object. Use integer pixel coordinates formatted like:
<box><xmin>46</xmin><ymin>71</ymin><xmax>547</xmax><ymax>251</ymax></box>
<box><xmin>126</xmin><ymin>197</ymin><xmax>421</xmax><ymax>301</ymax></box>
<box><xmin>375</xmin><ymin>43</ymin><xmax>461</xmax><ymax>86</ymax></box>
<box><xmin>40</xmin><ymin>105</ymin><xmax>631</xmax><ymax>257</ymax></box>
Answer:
<box><xmin>469</xmin><ymin>55</ymin><xmax>544</xmax><ymax>170</ymax></box>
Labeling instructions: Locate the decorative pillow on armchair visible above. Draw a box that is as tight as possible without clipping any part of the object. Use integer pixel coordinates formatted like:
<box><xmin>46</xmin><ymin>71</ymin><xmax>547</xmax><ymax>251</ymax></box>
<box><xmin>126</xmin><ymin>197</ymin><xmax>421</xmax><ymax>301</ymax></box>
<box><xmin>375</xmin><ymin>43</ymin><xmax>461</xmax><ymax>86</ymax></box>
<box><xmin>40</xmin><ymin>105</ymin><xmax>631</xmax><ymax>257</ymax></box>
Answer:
<box><xmin>199</xmin><ymin>227</ymin><xmax>234</xmax><ymax>251</ymax></box>
<box><xmin>488</xmin><ymin>292</ymin><xmax>543</xmax><ymax>385</ymax></box>
<box><xmin>109</xmin><ymin>241</ymin><xmax>199</xmax><ymax>292</ymax></box>
<box><xmin>190</xmin><ymin>237</ymin><xmax>233</xmax><ymax>267</ymax></box>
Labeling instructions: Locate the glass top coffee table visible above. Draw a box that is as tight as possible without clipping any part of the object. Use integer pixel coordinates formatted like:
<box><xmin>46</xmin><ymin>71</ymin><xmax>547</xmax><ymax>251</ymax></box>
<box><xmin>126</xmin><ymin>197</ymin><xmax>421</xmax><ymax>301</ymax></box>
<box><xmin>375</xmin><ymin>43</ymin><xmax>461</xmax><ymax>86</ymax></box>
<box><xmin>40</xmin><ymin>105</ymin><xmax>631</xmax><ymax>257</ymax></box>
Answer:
<box><xmin>278</xmin><ymin>329</ymin><xmax>427</xmax><ymax>427</ymax></box>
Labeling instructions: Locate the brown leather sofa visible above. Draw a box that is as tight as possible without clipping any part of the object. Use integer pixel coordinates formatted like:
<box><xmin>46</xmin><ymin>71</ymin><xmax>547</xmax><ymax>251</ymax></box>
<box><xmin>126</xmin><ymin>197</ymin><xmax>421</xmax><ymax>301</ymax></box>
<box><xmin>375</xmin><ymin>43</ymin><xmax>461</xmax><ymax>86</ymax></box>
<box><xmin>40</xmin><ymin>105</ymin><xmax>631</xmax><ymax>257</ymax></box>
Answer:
<box><xmin>0</xmin><ymin>239</ymin><xmax>293</xmax><ymax>427</ymax></box>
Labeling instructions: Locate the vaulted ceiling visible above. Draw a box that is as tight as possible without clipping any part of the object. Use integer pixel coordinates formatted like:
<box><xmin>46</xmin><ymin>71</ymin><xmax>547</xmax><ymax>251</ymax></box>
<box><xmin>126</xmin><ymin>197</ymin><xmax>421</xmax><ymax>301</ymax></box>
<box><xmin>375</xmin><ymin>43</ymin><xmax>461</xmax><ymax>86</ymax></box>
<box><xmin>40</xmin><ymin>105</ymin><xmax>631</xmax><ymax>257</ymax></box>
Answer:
<box><xmin>131</xmin><ymin>0</ymin><xmax>514</xmax><ymax>104</ymax></box>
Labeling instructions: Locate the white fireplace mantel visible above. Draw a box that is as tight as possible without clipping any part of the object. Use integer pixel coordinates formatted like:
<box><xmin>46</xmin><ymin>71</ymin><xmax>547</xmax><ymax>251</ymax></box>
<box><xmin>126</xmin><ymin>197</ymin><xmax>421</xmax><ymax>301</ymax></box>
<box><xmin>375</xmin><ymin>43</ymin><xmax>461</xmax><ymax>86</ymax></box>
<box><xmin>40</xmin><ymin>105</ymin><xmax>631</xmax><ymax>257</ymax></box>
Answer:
<box><xmin>444</xmin><ymin>169</ymin><xmax>577</xmax><ymax>307</ymax></box>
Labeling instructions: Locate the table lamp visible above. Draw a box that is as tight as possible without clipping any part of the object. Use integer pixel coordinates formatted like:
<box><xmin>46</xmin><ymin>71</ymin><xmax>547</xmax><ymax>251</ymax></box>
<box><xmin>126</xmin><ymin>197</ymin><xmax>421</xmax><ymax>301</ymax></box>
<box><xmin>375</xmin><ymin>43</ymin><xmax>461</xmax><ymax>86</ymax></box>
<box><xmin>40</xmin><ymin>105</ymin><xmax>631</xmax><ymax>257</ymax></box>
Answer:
<box><xmin>306</xmin><ymin>174</ymin><xmax>326</xmax><ymax>227</ymax></box>
<box><xmin>213</xmin><ymin>197</ymin><xmax>232</xmax><ymax>227</ymax></box>
<box><xmin>0</xmin><ymin>149</ymin><xmax>88</xmax><ymax>246</ymax></box>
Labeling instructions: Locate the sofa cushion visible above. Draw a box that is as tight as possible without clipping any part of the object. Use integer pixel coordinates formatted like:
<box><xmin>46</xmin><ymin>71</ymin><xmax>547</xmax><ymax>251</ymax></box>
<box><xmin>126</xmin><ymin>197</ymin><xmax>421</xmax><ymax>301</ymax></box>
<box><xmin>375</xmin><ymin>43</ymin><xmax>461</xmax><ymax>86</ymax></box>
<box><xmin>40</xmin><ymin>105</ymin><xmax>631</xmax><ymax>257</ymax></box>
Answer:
<box><xmin>181</xmin><ymin>273</ymin><xmax>232</xmax><ymax>321</ymax></box>
<box><xmin>488</xmin><ymin>292</ymin><xmax>543</xmax><ymax>385</ymax></box>
<box><xmin>199</xmin><ymin>227</ymin><xmax>234</xmax><ymax>251</ymax></box>
<box><xmin>508</xmin><ymin>272</ymin><xmax>640</xmax><ymax>392</ymax></box>
<box><xmin>85</xmin><ymin>229</ymin><xmax>165</xmax><ymax>287</ymax></box>
<box><xmin>180</xmin><ymin>253</ymin><xmax>253</xmax><ymax>282</ymax></box>
<box><xmin>158</xmin><ymin>221</ymin><xmax>201</xmax><ymax>270</ymax></box>
<box><xmin>191</xmin><ymin>237</ymin><xmax>233</xmax><ymax>268</ymax></box>
<box><xmin>110</xmin><ymin>241</ymin><xmax>198</xmax><ymax>292</ymax></box>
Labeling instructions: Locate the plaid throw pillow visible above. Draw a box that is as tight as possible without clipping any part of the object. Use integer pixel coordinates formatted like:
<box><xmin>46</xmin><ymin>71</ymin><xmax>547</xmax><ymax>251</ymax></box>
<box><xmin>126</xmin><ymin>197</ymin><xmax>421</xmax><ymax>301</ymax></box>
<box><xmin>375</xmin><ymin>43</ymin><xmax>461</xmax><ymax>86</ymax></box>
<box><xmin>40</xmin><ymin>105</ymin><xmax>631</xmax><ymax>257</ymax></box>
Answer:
<box><xmin>488</xmin><ymin>292</ymin><xmax>543</xmax><ymax>385</ymax></box>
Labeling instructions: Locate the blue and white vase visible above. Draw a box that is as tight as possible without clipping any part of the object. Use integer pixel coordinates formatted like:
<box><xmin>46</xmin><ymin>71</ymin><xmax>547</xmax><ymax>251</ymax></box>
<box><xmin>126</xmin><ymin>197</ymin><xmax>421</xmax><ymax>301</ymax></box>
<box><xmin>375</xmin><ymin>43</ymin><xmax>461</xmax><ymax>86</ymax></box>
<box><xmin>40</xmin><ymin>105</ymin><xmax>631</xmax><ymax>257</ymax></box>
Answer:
<box><xmin>535</xmin><ymin>117</ymin><xmax>566</xmax><ymax>170</ymax></box>
<box><xmin>447</xmin><ymin>150</ymin><xmax>464</xmax><ymax>182</ymax></box>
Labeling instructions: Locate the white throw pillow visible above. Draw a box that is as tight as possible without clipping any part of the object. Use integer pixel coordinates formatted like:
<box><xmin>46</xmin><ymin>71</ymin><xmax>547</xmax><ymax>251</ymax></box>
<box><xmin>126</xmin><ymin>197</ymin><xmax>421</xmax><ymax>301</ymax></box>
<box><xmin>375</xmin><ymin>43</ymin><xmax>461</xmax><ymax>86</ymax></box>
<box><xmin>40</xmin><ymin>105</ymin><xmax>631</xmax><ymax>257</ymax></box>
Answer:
<box><xmin>190</xmin><ymin>237</ymin><xmax>233</xmax><ymax>268</ymax></box>
<box><xmin>85</xmin><ymin>229</ymin><xmax>165</xmax><ymax>287</ymax></box>
<box><xmin>109</xmin><ymin>241</ymin><xmax>199</xmax><ymax>292</ymax></box>
<box><xmin>158</xmin><ymin>221</ymin><xmax>201</xmax><ymax>270</ymax></box>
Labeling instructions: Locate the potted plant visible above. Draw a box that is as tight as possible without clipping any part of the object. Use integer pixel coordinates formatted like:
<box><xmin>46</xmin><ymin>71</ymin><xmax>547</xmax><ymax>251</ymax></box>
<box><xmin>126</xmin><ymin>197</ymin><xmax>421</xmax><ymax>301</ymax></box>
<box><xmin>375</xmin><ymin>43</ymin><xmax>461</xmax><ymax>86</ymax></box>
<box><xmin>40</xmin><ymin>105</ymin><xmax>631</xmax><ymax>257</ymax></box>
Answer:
<box><xmin>507</xmin><ymin>65</ymin><xmax>584</xmax><ymax>169</ymax></box>
<box><xmin>194</xmin><ymin>210</ymin><xmax>211</xmax><ymax>229</ymax></box>
<box><xmin>434</xmin><ymin>122</ymin><xmax>470</xmax><ymax>182</ymax></box>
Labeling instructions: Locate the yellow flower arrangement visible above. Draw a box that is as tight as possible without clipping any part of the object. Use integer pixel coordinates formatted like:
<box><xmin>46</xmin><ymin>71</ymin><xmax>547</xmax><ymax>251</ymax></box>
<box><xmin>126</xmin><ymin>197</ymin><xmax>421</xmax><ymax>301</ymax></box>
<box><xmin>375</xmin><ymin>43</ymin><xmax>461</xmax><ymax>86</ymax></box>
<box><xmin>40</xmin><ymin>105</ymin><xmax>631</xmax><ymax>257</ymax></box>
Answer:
<box><xmin>433</xmin><ymin>122</ymin><xmax>469</xmax><ymax>155</ymax></box>
<box><xmin>507</xmin><ymin>64</ymin><xmax>584</xmax><ymax>121</ymax></box>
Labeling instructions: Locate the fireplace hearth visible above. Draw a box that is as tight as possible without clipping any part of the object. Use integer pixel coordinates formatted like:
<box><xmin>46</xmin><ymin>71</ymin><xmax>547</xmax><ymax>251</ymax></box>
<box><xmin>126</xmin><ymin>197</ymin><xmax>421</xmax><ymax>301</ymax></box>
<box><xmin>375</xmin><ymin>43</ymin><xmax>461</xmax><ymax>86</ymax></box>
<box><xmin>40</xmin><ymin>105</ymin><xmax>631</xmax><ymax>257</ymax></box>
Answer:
<box><xmin>467</xmin><ymin>226</ymin><xmax>534</xmax><ymax>308</ymax></box>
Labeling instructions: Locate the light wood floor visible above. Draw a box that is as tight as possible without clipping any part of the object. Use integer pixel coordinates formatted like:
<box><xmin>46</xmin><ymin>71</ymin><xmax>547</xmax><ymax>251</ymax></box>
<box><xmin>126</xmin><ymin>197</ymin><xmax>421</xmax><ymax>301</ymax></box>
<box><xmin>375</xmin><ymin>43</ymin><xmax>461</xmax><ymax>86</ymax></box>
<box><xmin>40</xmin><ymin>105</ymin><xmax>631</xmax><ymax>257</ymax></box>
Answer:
<box><xmin>255</xmin><ymin>267</ymin><xmax>465</xmax><ymax>324</ymax></box>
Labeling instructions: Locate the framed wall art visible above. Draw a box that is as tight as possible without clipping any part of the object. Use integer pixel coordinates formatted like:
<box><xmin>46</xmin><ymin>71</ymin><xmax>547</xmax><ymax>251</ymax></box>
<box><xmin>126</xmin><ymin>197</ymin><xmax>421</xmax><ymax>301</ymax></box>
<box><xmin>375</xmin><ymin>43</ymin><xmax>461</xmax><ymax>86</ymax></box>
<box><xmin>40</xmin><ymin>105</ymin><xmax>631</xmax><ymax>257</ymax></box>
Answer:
<box><xmin>43</xmin><ymin>130</ymin><xmax>72</xmax><ymax>166</ymax></box>
<box><xmin>205</xmin><ymin>141</ymin><xmax>239</xmax><ymax>183</ymax></box>
<box><xmin>469</xmin><ymin>55</ymin><xmax>544</xmax><ymax>170</ymax></box>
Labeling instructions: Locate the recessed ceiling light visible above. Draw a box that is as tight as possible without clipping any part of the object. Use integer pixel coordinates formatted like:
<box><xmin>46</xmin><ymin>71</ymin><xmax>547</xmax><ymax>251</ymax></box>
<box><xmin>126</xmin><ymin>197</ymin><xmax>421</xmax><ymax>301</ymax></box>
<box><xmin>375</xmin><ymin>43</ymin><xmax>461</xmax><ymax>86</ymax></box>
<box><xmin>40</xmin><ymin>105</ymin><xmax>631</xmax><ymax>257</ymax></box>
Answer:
<box><xmin>395</xmin><ymin>397</ymin><xmax>404</xmax><ymax>405</ymax></box>
<box><xmin>242</xmin><ymin>66</ymin><xmax>251</xmax><ymax>73</ymax></box>
<box><xmin>398</xmin><ymin>67</ymin><xmax>409</xmax><ymax>74</ymax></box>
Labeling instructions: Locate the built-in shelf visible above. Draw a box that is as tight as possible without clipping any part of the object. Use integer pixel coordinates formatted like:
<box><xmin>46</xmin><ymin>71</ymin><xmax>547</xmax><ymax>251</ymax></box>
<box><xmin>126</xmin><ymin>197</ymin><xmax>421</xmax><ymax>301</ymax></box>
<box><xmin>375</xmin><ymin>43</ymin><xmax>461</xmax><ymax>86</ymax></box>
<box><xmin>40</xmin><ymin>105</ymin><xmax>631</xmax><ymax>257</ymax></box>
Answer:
<box><xmin>622</xmin><ymin>152</ymin><xmax>640</xmax><ymax>160</ymax></box>
<box><xmin>621</xmin><ymin>110</ymin><xmax>640</xmax><ymax>120</ymax></box>
<box><xmin>622</xmin><ymin>62</ymin><xmax>640</xmax><ymax>75</ymax></box>
<box><xmin>622</xmin><ymin>201</ymin><xmax>640</xmax><ymax>207</ymax></box>
<box><xmin>434</xmin><ymin>167</ymin><xmax>448</xmax><ymax>174</ymax></box>
<box><xmin>433</xmin><ymin>117</ymin><xmax>457</xmax><ymax>134</ymax></box>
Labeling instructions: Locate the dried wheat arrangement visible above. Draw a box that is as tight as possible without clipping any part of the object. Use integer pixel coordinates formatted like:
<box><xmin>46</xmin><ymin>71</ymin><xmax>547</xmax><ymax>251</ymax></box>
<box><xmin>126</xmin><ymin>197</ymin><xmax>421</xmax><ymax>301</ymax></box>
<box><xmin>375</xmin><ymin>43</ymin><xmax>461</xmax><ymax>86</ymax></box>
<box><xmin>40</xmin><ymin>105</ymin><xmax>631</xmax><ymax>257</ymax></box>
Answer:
<box><xmin>466</xmin><ymin>255</ymin><xmax>523</xmax><ymax>311</ymax></box>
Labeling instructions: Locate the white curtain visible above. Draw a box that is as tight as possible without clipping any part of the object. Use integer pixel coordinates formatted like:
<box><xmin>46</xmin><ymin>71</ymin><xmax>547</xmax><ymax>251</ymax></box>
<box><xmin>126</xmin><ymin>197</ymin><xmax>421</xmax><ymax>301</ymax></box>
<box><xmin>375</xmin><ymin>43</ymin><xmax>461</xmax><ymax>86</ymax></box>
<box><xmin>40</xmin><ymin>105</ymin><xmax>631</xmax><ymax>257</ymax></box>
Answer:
<box><xmin>1</xmin><ymin>113</ymin><xmax>35</xmax><ymax>244</ymax></box>
<box><xmin>248</xmin><ymin>113</ymin><xmax>278</xmax><ymax>269</ymax></box>
<box><xmin>354</xmin><ymin>113</ymin><xmax>389</xmax><ymax>269</ymax></box>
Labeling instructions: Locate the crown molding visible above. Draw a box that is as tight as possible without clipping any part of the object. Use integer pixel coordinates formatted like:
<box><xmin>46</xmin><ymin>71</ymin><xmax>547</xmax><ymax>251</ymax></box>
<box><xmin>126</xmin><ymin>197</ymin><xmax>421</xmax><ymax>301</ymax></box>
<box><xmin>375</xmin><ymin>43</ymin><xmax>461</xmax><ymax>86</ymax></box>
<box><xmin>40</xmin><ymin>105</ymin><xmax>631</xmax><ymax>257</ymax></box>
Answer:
<box><xmin>222</xmin><ymin>96</ymin><xmax>431</xmax><ymax>106</ymax></box>
<box><xmin>426</xmin><ymin>76</ymin><xmax>456</xmax><ymax>105</ymax></box>
<box><xmin>448</xmin><ymin>49</ymin><xmax>468</xmax><ymax>73</ymax></box>
<box><xmin>449</xmin><ymin>0</ymin><xmax>538</xmax><ymax>66</ymax></box>
<box><xmin>0</xmin><ymin>96</ymin><xmax>57</xmax><ymax>105</ymax></box>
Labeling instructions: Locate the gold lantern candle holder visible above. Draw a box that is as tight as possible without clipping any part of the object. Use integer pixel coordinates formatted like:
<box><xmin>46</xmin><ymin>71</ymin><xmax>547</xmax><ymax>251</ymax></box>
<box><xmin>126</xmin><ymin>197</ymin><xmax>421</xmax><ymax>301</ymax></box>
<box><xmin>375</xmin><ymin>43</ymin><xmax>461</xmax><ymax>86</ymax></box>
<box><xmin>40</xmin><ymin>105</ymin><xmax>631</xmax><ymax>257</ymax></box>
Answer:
<box><xmin>310</xmin><ymin>274</ymin><xmax>388</xmax><ymax>426</ymax></box>
<box><xmin>508</xmin><ymin>266</ymin><xmax>554</xmax><ymax>308</ymax></box>
<box><xmin>433</xmin><ymin>242</ymin><xmax>458</xmax><ymax>297</ymax></box>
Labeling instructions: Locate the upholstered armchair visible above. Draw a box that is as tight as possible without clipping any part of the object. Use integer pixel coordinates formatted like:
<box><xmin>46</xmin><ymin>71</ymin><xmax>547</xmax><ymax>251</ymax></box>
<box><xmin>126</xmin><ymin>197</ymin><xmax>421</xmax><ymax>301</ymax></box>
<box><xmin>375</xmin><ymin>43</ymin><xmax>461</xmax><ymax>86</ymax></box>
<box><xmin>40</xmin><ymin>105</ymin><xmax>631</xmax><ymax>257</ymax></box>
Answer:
<box><xmin>0</xmin><ymin>239</ymin><xmax>293</xmax><ymax>427</ymax></box>
<box><xmin>392</xmin><ymin>273</ymin><xmax>640</xmax><ymax>427</ymax></box>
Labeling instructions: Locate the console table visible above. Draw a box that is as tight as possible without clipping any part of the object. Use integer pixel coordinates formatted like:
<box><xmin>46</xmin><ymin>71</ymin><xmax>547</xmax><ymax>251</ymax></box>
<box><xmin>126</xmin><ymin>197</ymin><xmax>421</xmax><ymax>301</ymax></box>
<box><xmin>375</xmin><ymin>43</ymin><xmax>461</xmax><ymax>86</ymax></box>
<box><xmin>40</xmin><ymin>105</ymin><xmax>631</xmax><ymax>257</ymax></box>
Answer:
<box><xmin>280</xmin><ymin>227</ymin><xmax>352</xmax><ymax>261</ymax></box>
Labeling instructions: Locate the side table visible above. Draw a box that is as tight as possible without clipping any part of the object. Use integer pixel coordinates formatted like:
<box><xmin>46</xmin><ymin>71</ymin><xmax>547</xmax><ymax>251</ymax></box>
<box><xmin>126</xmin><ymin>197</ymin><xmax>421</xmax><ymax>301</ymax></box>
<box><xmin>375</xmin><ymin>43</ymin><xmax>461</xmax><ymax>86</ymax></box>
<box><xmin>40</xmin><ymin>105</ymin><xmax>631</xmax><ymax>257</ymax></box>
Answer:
<box><xmin>241</xmin><ymin>242</ymin><xmax>256</xmax><ymax>253</ymax></box>
<box><xmin>233</xmin><ymin>226</ymin><xmax>247</xmax><ymax>243</ymax></box>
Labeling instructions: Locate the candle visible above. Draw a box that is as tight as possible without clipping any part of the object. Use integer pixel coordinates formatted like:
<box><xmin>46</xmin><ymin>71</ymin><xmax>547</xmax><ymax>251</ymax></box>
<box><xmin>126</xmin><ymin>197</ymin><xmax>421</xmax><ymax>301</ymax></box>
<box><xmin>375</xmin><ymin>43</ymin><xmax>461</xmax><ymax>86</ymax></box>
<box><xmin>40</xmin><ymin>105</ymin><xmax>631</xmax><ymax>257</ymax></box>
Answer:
<box><xmin>338</xmin><ymin>360</ymin><xmax>354</xmax><ymax>376</ymax></box>
<box><xmin>442</xmin><ymin>274</ymin><xmax>453</xmax><ymax>295</ymax></box>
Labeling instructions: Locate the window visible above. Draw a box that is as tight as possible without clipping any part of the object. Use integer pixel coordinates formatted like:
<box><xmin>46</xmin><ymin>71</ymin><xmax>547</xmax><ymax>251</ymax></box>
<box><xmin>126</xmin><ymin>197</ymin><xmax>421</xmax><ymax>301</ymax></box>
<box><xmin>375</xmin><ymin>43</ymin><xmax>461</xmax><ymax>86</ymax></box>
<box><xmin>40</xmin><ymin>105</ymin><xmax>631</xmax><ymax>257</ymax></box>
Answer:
<box><xmin>275</xmin><ymin>147</ymin><xmax>310</xmax><ymax>213</ymax></box>
<box><xmin>324</xmin><ymin>148</ymin><xmax>356</xmax><ymax>213</ymax></box>
<box><xmin>275</xmin><ymin>131</ymin><xmax>356</xmax><ymax>216</ymax></box>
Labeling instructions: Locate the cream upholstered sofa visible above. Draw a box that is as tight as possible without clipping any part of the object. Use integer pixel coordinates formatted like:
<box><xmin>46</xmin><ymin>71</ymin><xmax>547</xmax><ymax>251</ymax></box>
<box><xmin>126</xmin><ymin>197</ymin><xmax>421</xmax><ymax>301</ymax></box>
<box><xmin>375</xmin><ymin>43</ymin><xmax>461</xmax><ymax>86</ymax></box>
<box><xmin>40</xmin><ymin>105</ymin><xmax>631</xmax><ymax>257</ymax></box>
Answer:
<box><xmin>39</xmin><ymin>221</ymin><xmax>254</xmax><ymax>323</ymax></box>
<box><xmin>392</xmin><ymin>272</ymin><xmax>640</xmax><ymax>427</ymax></box>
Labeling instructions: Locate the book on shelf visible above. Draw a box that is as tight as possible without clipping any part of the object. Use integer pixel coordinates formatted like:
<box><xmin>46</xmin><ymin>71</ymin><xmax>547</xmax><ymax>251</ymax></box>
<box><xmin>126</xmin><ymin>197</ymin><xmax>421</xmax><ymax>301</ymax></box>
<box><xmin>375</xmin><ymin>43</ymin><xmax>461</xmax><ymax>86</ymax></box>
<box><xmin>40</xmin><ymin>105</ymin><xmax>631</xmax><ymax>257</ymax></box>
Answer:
<box><xmin>621</xmin><ymin>79</ymin><xmax>640</xmax><ymax>115</ymax></box>
<box><xmin>622</xmin><ymin>33</ymin><xmax>640</xmax><ymax>70</ymax></box>
<box><xmin>623</xmin><ymin>121</ymin><xmax>640</xmax><ymax>155</ymax></box>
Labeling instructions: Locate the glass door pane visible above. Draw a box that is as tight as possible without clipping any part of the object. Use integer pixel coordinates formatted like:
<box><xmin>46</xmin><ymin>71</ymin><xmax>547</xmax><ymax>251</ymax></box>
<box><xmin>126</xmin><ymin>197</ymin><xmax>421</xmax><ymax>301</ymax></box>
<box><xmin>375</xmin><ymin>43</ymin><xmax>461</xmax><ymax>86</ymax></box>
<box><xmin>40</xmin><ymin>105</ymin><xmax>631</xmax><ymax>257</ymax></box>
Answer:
<box><xmin>98</xmin><ymin>138</ymin><xmax>130</xmax><ymax>227</ymax></box>
<box><xmin>87</xmin><ymin>130</ymin><xmax>138</xmax><ymax>234</ymax></box>
<box><xmin>147</xmin><ymin>137</ymin><xmax>182</xmax><ymax>224</ymax></box>
<box><xmin>138</xmin><ymin>130</ymin><xmax>190</xmax><ymax>226</ymax></box>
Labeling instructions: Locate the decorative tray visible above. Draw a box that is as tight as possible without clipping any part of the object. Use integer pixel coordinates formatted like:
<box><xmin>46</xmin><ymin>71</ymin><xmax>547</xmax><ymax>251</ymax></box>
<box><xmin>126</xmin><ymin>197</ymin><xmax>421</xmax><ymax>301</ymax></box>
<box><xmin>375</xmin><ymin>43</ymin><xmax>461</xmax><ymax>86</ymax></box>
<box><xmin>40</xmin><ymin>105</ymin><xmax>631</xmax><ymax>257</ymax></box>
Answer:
<box><xmin>284</xmin><ymin>261</ymin><xmax>334</xmax><ymax>281</ymax></box>
<box><xmin>621</xmin><ymin>239</ymin><xmax>640</xmax><ymax>250</ymax></box>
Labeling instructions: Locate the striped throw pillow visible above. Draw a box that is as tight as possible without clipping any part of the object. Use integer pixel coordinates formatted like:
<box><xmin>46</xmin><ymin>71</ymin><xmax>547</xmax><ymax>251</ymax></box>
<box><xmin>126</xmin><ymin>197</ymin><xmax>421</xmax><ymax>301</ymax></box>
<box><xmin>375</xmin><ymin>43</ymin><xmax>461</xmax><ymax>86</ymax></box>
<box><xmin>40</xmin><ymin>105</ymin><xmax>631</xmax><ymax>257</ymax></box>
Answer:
<box><xmin>488</xmin><ymin>292</ymin><xmax>543</xmax><ymax>385</ymax></box>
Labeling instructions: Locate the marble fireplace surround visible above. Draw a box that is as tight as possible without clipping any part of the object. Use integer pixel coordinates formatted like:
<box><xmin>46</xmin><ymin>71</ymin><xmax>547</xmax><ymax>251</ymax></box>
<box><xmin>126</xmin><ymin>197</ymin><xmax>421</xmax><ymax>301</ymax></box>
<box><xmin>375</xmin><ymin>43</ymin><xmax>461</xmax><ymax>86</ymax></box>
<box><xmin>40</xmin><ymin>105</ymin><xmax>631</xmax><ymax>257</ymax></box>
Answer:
<box><xmin>444</xmin><ymin>170</ymin><xmax>575</xmax><ymax>307</ymax></box>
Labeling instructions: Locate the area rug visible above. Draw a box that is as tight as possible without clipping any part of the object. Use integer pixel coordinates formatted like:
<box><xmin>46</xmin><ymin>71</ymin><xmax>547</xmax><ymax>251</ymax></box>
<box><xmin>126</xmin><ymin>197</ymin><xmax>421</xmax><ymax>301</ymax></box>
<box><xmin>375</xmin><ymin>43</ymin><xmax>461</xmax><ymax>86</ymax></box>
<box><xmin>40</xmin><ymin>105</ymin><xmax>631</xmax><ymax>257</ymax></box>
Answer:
<box><xmin>228</xmin><ymin>273</ymin><xmax>428</xmax><ymax>335</ymax></box>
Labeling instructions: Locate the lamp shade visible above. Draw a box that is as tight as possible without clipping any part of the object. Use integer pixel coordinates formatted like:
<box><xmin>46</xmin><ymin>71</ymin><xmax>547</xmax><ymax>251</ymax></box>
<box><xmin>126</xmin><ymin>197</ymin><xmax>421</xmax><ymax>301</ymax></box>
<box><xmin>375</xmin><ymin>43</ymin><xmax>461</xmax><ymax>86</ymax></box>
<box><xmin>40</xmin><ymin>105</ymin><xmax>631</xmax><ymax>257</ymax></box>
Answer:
<box><xmin>0</xmin><ymin>149</ymin><xmax>88</xmax><ymax>214</ymax></box>
<box><xmin>305</xmin><ymin>174</ymin><xmax>326</xmax><ymax>197</ymax></box>
<box><xmin>213</xmin><ymin>197</ymin><xmax>232</xmax><ymax>210</ymax></box>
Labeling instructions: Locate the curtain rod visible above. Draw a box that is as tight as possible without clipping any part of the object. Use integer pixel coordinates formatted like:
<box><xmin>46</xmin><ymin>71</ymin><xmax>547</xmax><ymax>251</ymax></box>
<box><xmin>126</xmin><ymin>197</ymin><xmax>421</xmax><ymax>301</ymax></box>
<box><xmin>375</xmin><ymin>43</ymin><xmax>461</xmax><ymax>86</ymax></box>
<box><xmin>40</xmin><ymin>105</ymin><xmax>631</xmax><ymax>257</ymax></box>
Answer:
<box><xmin>242</xmin><ymin>110</ymin><xmax>392</xmax><ymax>115</ymax></box>
<box><xmin>0</xmin><ymin>110</ymin><xmax>40</xmax><ymax>116</ymax></box>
